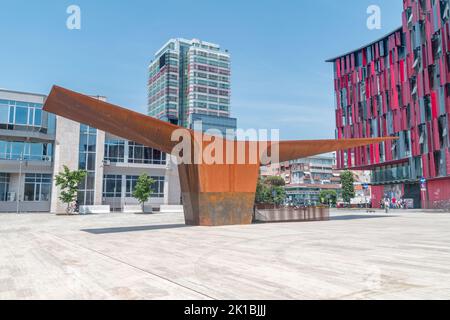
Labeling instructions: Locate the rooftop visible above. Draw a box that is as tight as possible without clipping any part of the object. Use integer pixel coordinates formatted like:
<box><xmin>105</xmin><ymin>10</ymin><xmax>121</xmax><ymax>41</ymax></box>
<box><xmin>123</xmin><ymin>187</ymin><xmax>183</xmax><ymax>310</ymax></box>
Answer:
<box><xmin>325</xmin><ymin>27</ymin><xmax>402</xmax><ymax>62</ymax></box>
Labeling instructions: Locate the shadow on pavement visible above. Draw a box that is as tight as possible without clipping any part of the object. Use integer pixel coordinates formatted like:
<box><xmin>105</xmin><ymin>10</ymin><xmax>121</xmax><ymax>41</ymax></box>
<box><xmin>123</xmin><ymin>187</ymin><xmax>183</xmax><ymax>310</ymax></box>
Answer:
<box><xmin>82</xmin><ymin>224</ymin><xmax>189</xmax><ymax>234</ymax></box>
<box><xmin>330</xmin><ymin>215</ymin><xmax>396</xmax><ymax>221</ymax></box>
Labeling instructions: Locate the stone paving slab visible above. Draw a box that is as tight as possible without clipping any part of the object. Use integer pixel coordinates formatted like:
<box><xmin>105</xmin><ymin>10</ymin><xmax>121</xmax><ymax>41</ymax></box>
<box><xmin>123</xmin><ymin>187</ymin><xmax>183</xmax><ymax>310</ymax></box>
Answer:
<box><xmin>0</xmin><ymin>210</ymin><xmax>450</xmax><ymax>299</ymax></box>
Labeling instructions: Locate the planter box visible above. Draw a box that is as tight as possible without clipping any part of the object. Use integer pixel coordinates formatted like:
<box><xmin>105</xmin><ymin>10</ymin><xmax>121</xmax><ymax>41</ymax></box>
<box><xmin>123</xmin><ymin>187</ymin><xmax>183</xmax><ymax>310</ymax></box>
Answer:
<box><xmin>255</xmin><ymin>207</ymin><xmax>330</xmax><ymax>223</ymax></box>
<box><xmin>124</xmin><ymin>205</ymin><xmax>153</xmax><ymax>214</ymax></box>
<box><xmin>79</xmin><ymin>205</ymin><xmax>111</xmax><ymax>214</ymax></box>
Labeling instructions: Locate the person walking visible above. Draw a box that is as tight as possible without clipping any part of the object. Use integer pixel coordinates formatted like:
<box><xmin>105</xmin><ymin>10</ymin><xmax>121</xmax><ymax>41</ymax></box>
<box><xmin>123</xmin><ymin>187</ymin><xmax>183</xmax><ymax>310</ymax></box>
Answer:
<box><xmin>384</xmin><ymin>198</ymin><xmax>390</xmax><ymax>214</ymax></box>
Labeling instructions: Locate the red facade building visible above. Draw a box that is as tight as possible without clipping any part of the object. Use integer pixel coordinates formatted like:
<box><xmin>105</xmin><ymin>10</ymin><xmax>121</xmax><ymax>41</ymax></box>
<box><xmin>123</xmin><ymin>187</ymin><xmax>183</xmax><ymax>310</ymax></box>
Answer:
<box><xmin>329</xmin><ymin>0</ymin><xmax>450</xmax><ymax>209</ymax></box>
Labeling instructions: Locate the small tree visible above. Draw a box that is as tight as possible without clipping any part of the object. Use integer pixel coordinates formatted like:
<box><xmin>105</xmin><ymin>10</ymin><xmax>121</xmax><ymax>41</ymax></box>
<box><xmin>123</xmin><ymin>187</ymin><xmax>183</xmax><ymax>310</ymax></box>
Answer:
<box><xmin>319</xmin><ymin>190</ymin><xmax>337</xmax><ymax>206</ymax></box>
<box><xmin>340</xmin><ymin>170</ymin><xmax>355</xmax><ymax>205</ymax></box>
<box><xmin>132</xmin><ymin>174</ymin><xmax>155</xmax><ymax>212</ymax></box>
<box><xmin>54</xmin><ymin>165</ymin><xmax>87</xmax><ymax>214</ymax></box>
<box><xmin>271</xmin><ymin>186</ymin><xmax>287</xmax><ymax>205</ymax></box>
<box><xmin>255</xmin><ymin>176</ymin><xmax>286</xmax><ymax>205</ymax></box>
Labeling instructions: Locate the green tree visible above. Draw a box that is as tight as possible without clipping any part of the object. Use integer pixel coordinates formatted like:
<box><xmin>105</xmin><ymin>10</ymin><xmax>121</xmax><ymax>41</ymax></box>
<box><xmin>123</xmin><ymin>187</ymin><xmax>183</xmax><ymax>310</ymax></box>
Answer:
<box><xmin>319</xmin><ymin>190</ymin><xmax>337</xmax><ymax>206</ymax></box>
<box><xmin>271</xmin><ymin>186</ymin><xmax>287</xmax><ymax>205</ymax></box>
<box><xmin>340</xmin><ymin>170</ymin><xmax>355</xmax><ymax>204</ymax></box>
<box><xmin>255</xmin><ymin>178</ymin><xmax>271</xmax><ymax>204</ymax></box>
<box><xmin>132</xmin><ymin>174</ymin><xmax>155</xmax><ymax>212</ymax></box>
<box><xmin>255</xmin><ymin>176</ymin><xmax>287</xmax><ymax>205</ymax></box>
<box><xmin>54</xmin><ymin>165</ymin><xmax>87</xmax><ymax>214</ymax></box>
<box><xmin>265</xmin><ymin>176</ymin><xmax>286</xmax><ymax>187</ymax></box>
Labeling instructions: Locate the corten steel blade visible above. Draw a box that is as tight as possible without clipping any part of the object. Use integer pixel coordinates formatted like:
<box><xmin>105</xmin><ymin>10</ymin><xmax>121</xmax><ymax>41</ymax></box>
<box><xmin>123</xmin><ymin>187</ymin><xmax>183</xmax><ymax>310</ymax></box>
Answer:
<box><xmin>44</xmin><ymin>86</ymin><xmax>397</xmax><ymax>226</ymax></box>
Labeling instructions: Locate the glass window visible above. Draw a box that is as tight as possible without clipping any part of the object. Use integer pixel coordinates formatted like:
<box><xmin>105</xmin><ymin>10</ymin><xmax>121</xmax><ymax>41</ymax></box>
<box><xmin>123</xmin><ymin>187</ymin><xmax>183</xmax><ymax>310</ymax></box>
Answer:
<box><xmin>125</xmin><ymin>175</ymin><xmax>165</xmax><ymax>198</ymax></box>
<box><xmin>103</xmin><ymin>175</ymin><xmax>122</xmax><ymax>198</ymax></box>
<box><xmin>0</xmin><ymin>105</ymin><xmax>8</xmax><ymax>124</ymax></box>
<box><xmin>125</xmin><ymin>175</ymin><xmax>139</xmax><ymax>197</ymax></box>
<box><xmin>0</xmin><ymin>141</ymin><xmax>52</xmax><ymax>161</ymax></box>
<box><xmin>15</xmin><ymin>107</ymin><xmax>28</xmax><ymax>125</ymax></box>
<box><xmin>87</xmin><ymin>153</ymin><xmax>96</xmax><ymax>171</ymax></box>
<box><xmin>34</xmin><ymin>109</ymin><xmax>42</xmax><ymax>126</ymax></box>
<box><xmin>128</xmin><ymin>142</ymin><xmax>167</xmax><ymax>165</ymax></box>
<box><xmin>23</xmin><ymin>174</ymin><xmax>52</xmax><ymax>201</ymax></box>
<box><xmin>0</xmin><ymin>173</ymin><xmax>9</xmax><ymax>202</ymax></box>
<box><xmin>104</xmin><ymin>140</ymin><xmax>125</xmax><ymax>163</ymax></box>
<box><xmin>78</xmin><ymin>124</ymin><xmax>97</xmax><ymax>205</ymax></box>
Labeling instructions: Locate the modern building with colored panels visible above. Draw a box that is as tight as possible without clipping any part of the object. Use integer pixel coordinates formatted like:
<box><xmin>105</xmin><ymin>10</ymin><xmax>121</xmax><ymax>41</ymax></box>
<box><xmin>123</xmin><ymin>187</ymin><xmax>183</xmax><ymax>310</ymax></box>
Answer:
<box><xmin>328</xmin><ymin>0</ymin><xmax>450</xmax><ymax>209</ymax></box>
<box><xmin>0</xmin><ymin>89</ymin><xmax>180</xmax><ymax>213</ymax></box>
<box><xmin>148</xmin><ymin>38</ymin><xmax>237</xmax><ymax>137</ymax></box>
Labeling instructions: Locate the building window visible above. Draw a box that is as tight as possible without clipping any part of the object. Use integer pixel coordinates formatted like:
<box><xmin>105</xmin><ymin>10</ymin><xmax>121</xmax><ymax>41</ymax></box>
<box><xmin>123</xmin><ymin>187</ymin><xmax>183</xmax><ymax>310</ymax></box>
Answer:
<box><xmin>0</xmin><ymin>100</ymin><xmax>54</xmax><ymax>133</ymax></box>
<box><xmin>0</xmin><ymin>173</ymin><xmax>9</xmax><ymax>202</ymax></box>
<box><xmin>104</xmin><ymin>140</ymin><xmax>125</xmax><ymax>163</ymax></box>
<box><xmin>78</xmin><ymin>124</ymin><xmax>97</xmax><ymax>205</ymax></box>
<box><xmin>125</xmin><ymin>175</ymin><xmax>164</xmax><ymax>198</ymax></box>
<box><xmin>128</xmin><ymin>142</ymin><xmax>166</xmax><ymax>165</ymax></box>
<box><xmin>0</xmin><ymin>141</ymin><xmax>53</xmax><ymax>161</ymax></box>
<box><xmin>103</xmin><ymin>175</ymin><xmax>122</xmax><ymax>198</ymax></box>
<box><xmin>24</xmin><ymin>174</ymin><xmax>52</xmax><ymax>202</ymax></box>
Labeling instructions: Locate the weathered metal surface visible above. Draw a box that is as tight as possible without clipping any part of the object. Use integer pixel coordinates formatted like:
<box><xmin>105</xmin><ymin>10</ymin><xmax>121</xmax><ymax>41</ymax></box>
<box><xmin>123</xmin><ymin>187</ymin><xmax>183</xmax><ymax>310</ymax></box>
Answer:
<box><xmin>178</xmin><ymin>163</ymin><xmax>259</xmax><ymax>226</ymax></box>
<box><xmin>43</xmin><ymin>86</ymin><xmax>397</xmax><ymax>226</ymax></box>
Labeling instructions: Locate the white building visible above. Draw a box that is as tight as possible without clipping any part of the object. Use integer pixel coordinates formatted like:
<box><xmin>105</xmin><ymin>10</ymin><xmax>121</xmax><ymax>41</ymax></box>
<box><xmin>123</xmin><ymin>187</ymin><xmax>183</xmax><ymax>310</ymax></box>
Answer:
<box><xmin>0</xmin><ymin>89</ymin><xmax>181</xmax><ymax>213</ymax></box>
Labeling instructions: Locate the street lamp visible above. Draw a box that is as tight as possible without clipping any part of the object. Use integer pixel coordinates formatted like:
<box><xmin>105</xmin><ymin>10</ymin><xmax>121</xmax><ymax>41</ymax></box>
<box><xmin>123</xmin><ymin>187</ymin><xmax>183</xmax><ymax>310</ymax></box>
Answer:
<box><xmin>16</xmin><ymin>153</ymin><xmax>23</xmax><ymax>214</ymax></box>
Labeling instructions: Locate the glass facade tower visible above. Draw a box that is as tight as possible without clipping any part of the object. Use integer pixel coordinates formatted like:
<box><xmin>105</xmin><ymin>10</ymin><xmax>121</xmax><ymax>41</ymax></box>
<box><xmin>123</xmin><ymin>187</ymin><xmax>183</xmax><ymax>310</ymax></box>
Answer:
<box><xmin>148</xmin><ymin>38</ymin><xmax>237</xmax><ymax>136</ymax></box>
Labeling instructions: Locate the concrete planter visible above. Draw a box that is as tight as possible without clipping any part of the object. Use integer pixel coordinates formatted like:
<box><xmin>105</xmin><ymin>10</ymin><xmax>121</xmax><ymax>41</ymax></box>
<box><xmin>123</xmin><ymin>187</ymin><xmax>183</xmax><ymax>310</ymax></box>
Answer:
<box><xmin>255</xmin><ymin>206</ymin><xmax>330</xmax><ymax>223</ymax></box>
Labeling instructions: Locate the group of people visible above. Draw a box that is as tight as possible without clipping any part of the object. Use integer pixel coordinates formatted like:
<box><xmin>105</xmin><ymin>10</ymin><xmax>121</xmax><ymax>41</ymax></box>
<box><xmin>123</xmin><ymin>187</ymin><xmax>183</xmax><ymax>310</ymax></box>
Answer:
<box><xmin>380</xmin><ymin>197</ymin><xmax>408</xmax><ymax>212</ymax></box>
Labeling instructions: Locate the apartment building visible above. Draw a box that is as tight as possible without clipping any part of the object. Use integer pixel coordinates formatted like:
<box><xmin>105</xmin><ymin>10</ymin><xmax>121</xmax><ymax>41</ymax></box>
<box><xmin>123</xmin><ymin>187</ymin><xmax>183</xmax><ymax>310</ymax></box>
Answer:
<box><xmin>261</xmin><ymin>155</ymin><xmax>342</xmax><ymax>206</ymax></box>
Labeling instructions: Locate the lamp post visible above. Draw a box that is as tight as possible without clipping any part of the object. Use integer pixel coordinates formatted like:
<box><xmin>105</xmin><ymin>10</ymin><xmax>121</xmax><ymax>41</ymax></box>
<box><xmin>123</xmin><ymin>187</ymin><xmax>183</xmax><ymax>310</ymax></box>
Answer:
<box><xmin>16</xmin><ymin>153</ymin><xmax>23</xmax><ymax>214</ymax></box>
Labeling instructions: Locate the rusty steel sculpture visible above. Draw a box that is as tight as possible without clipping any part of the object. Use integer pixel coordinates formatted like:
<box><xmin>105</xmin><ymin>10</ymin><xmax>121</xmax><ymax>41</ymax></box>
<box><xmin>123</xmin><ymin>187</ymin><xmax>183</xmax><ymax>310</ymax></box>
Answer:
<box><xmin>44</xmin><ymin>86</ymin><xmax>396</xmax><ymax>226</ymax></box>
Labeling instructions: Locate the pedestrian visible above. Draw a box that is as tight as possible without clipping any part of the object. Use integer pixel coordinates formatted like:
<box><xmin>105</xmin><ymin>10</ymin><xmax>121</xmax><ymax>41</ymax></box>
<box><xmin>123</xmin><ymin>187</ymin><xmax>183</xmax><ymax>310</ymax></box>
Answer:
<box><xmin>384</xmin><ymin>198</ymin><xmax>390</xmax><ymax>213</ymax></box>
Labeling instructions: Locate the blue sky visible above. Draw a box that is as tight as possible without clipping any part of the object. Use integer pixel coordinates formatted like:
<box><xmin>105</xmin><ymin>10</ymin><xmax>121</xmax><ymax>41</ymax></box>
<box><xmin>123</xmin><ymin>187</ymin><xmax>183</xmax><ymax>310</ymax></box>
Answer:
<box><xmin>0</xmin><ymin>0</ymin><xmax>403</xmax><ymax>140</ymax></box>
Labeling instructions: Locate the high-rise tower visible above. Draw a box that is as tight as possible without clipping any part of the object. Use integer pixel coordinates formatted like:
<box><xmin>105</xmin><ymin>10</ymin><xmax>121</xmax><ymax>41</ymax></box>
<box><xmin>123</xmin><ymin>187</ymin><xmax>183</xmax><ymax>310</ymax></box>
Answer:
<box><xmin>148</xmin><ymin>38</ymin><xmax>237</xmax><ymax>137</ymax></box>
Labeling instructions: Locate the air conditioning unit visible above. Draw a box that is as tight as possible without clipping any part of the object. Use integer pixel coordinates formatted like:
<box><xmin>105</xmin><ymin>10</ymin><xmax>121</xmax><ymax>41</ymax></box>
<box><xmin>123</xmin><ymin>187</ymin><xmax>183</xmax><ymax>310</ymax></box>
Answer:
<box><xmin>103</xmin><ymin>160</ymin><xmax>111</xmax><ymax>166</ymax></box>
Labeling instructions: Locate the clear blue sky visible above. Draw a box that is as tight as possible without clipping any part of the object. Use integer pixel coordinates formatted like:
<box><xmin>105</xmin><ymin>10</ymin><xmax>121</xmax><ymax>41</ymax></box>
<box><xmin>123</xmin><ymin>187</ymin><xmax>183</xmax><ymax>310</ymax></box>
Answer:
<box><xmin>0</xmin><ymin>0</ymin><xmax>403</xmax><ymax>140</ymax></box>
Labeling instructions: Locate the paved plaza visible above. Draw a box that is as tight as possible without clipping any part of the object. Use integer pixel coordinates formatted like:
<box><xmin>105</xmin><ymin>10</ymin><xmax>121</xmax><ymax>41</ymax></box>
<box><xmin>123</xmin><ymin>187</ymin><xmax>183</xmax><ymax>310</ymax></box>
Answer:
<box><xmin>0</xmin><ymin>209</ymin><xmax>450</xmax><ymax>300</ymax></box>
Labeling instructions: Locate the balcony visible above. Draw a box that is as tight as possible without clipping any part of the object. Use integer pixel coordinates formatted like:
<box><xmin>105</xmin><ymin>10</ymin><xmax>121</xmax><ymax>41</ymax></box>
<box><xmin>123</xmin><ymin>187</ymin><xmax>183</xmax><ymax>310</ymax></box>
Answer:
<box><xmin>0</xmin><ymin>158</ymin><xmax>53</xmax><ymax>174</ymax></box>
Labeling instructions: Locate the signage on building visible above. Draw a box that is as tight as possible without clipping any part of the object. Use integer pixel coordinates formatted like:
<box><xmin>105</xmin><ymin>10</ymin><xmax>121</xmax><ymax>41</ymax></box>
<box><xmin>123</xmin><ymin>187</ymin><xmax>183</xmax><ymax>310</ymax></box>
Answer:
<box><xmin>420</xmin><ymin>178</ymin><xmax>427</xmax><ymax>192</ymax></box>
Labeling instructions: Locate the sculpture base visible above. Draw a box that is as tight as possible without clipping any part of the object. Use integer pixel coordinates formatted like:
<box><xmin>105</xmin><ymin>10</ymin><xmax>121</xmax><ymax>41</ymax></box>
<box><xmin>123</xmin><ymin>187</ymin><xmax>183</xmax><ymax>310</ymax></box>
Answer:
<box><xmin>178</xmin><ymin>162</ymin><xmax>260</xmax><ymax>226</ymax></box>
<box><xmin>182</xmin><ymin>192</ymin><xmax>255</xmax><ymax>226</ymax></box>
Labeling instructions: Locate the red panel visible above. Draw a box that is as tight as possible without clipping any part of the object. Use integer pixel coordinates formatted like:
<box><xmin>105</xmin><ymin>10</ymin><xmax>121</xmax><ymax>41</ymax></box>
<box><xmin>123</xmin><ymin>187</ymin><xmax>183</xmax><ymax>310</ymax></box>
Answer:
<box><xmin>374</xmin><ymin>143</ymin><xmax>380</xmax><ymax>164</ymax></box>
<box><xmin>371</xmin><ymin>185</ymin><xmax>384</xmax><ymax>208</ymax></box>
<box><xmin>427</xmin><ymin>178</ymin><xmax>450</xmax><ymax>206</ymax></box>
<box><xmin>370</xmin><ymin>144</ymin><xmax>374</xmax><ymax>164</ymax></box>
<box><xmin>447</xmin><ymin>149</ymin><xmax>450</xmax><ymax>175</ymax></box>
<box><xmin>431</xmin><ymin>90</ymin><xmax>438</xmax><ymax>119</ymax></box>
<box><xmin>429</xmin><ymin>152</ymin><xmax>436</xmax><ymax>177</ymax></box>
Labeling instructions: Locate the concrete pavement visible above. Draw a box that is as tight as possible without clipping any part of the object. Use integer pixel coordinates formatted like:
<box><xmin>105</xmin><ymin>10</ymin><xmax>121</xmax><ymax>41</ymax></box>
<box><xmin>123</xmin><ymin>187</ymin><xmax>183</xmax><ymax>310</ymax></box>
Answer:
<box><xmin>0</xmin><ymin>209</ymin><xmax>450</xmax><ymax>299</ymax></box>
